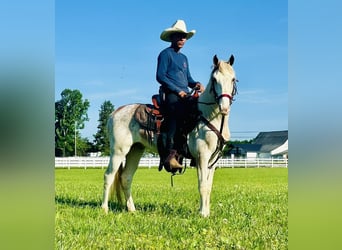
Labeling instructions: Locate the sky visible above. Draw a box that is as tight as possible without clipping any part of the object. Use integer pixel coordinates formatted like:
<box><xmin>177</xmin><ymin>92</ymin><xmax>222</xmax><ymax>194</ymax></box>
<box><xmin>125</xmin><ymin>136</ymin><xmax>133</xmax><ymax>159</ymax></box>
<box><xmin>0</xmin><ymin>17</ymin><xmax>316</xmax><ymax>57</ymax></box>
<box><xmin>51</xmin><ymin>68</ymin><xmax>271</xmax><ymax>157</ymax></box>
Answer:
<box><xmin>55</xmin><ymin>0</ymin><xmax>288</xmax><ymax>141</ymax></box>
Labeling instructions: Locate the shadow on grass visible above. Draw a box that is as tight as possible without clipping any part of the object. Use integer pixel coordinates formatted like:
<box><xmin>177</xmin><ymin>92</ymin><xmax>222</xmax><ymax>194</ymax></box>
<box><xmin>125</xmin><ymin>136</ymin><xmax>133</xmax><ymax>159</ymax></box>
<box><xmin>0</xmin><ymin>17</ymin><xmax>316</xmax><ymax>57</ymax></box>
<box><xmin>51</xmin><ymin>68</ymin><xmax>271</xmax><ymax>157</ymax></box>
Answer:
<box><xmin>55</xmin><ymin>195</ymin><xmax>125</xmax><ymax>212</ymax></box>
<box><xmin>55</xmin><ymin>196</ymin><xmax>193</xmax><ymax>216</ymax></box>
<box><xmin>55</xmin><ymin>195</ymin><xmax>100</xmax><ymax>208</ymax></box>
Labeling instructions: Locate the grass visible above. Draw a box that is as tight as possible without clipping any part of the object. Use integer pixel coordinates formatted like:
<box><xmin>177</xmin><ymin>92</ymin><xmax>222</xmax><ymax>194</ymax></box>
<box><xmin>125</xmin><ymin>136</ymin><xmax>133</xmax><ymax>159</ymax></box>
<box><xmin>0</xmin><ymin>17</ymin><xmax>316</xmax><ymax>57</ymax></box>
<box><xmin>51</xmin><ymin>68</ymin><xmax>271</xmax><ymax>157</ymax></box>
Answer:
<box><xmin>55</xmin><ymin>167</ymin><xmax>288</xmax><ymax>249</ymax></box>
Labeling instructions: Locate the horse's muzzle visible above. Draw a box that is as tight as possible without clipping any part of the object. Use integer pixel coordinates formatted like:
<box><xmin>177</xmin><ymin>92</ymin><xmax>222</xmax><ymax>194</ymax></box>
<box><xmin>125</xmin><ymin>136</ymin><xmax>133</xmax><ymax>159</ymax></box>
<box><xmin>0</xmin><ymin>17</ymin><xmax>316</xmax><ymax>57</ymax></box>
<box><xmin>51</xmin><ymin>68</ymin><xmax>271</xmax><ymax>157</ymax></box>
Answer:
<box><xmin>220</xmin><ymin>108</ymin><xmax>229</xmax><ymax>115</ymax></box>
<box><xmin>219</xmin><ymin>102</ymin><xmax>229</xmax><ymax>115</ymax></box>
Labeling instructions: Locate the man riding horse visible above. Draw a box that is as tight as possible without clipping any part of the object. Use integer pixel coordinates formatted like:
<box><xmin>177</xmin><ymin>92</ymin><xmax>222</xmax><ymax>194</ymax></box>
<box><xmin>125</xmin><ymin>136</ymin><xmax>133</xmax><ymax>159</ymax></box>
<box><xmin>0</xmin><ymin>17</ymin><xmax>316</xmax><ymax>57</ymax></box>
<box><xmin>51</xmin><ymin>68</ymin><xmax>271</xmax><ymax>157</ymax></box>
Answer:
<box><xmin>101</xmin><ymin>19</ymin><xmax>237</xmax><ymax>217</ymax></box>
<box><xmin>156</xmin><ymin>20</ymin><xmax>205</xmax><ymax>171</ymax></box>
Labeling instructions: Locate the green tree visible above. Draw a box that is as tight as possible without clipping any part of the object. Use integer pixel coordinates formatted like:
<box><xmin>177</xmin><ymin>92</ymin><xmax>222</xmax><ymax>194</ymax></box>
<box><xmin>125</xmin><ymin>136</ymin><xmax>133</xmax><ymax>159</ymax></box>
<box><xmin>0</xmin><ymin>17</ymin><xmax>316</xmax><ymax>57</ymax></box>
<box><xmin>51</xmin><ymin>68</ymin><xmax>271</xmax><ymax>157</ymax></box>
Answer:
<box><xmin>223</xmin><ymin>139</ymin><xmax>253</xmax><ymax>156</ymax></box>
<box><xmin>76</xmin><ymin>137</ymin><xmax>92</xmax><ymax>156</ymax></box>
<box><xmin>55</xmin><ymin>89</ymin><xmax>90</xmax><ymax>156</ymax></box>
<box><xmin>93</xmin><ymin>100</ymin><xmax>115</xmax><ymax>155</ymax></box>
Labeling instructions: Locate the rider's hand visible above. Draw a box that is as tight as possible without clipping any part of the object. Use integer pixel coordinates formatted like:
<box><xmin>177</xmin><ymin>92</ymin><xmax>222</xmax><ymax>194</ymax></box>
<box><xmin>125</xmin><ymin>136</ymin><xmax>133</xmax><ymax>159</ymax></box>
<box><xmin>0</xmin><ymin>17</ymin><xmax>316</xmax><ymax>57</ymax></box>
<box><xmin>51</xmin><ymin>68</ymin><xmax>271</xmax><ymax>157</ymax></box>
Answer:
<box><xmin>195</xmin><ymin>82</ymin><xmax>205</xmax><ymax>92</ymax></box>
<box><xmin>178</xmin><ymin>91</ymin><xmax>187</xmax><ymax>98</ymax></box>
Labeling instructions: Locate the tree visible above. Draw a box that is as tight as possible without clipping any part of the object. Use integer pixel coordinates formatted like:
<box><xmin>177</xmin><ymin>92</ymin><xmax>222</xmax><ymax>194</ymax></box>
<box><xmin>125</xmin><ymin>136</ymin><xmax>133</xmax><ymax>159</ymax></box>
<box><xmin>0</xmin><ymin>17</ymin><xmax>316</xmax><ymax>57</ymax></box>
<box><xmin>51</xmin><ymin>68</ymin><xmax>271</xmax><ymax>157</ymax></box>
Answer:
<box><xmin>76</xmin><ymin>137</ymin><xmax>92</xmax><ymax>156</ymax></box>
<box><xmin>222</xmin><ymin>139</ymin><xmax>253</xmax><ymax>157</ymax></box>
<box><xmin>55</xmin><ymin>89</ymin><xmax>90</xmax><ymax>156</ymax></box>
<box><xmin>93</xmin><ymin>100</ymin><xmax>115</xmax><ymax>155</ymax></box>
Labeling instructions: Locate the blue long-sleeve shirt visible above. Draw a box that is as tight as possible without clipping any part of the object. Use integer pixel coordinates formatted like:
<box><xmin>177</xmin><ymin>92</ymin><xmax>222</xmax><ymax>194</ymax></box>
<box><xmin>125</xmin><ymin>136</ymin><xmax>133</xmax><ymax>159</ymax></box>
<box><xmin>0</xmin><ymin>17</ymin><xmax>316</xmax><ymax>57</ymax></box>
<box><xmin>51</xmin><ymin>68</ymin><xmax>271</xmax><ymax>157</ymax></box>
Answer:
<box><xmin>156</xmin><ymin>47</ymin><xmax>197</xmax><ymax>94</ymax></box>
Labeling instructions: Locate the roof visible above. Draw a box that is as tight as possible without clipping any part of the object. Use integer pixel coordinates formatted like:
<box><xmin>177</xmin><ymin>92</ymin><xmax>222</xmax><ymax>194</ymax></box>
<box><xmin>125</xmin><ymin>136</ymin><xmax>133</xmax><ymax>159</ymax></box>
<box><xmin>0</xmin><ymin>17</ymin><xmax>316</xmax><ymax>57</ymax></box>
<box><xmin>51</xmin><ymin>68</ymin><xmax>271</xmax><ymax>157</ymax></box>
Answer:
<box><xmin>271</xmin><ymin>139</ymin><xmax>288</xmax><ymax>155</ymax></box>
<box><xmin>232</xmin><ymin>144</ymin><xmax>262</xmax><ymax>152</ymax></box>
<box><xmin>252</xmin><ymin>130</ymin><xmax>288</xmax><ymax>152</ymax></box>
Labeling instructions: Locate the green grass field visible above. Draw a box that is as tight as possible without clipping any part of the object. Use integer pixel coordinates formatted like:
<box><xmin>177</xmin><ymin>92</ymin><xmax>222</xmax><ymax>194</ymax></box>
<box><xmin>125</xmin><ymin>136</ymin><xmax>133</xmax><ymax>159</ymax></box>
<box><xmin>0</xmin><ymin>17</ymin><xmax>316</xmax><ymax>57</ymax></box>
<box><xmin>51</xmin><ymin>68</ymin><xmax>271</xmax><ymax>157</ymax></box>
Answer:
<box><xmin>55</xmin><ymin>167</ymin><xmax>288</xmax><ymax>249</ymax></box>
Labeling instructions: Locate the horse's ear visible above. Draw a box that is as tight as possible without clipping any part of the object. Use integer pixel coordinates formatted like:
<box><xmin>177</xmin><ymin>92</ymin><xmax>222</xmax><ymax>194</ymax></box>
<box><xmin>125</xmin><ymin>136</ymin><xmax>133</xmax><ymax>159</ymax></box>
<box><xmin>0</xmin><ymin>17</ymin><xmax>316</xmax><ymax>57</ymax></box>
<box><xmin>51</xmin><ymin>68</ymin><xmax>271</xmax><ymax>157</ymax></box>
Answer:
<box><xmin>228</xmin><ymin>54</ymin><xmax>234</xmax><ymax>66</ymax></box>
<box><xmin>213</xmin><ymin>55</ymin><xmax>219</xmax><ymax>66</ymax></box>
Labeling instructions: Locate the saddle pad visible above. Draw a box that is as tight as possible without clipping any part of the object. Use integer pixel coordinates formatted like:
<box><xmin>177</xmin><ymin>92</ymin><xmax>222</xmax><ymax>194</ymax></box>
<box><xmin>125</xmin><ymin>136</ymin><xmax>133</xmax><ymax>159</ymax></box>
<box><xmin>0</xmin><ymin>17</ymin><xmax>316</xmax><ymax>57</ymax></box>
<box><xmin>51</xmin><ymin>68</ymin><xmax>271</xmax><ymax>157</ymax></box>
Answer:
<box><xmin>134</xmin><ymin>104</ymin><xmax>149</xmax><ymax>128</ymax></box>
<box><xmin>134</xmin><ymin>104</ymin><xmax>162</xmax><ymax>129</ymax></box>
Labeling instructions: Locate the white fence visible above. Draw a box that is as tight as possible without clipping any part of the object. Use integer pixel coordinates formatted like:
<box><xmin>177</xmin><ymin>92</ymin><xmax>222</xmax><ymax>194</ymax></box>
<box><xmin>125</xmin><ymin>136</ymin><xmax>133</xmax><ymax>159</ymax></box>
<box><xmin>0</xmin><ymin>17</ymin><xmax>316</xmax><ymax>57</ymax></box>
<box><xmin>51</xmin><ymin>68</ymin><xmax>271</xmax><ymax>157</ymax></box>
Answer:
<box><xmin>55</xmin><ymin>157</ymin><xmax>288</xmax><ymax>169</ymax></box>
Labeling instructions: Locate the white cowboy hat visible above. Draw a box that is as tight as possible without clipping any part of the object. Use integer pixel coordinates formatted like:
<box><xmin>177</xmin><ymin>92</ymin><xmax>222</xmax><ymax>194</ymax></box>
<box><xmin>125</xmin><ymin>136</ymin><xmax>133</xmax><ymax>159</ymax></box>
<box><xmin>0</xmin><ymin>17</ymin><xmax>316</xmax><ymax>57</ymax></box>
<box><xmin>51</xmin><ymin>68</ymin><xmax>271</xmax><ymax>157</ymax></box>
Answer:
<box><xmin>160</xmin><ymin>20</ymin><xmax>196</xmax><ymax>42</ymax></box>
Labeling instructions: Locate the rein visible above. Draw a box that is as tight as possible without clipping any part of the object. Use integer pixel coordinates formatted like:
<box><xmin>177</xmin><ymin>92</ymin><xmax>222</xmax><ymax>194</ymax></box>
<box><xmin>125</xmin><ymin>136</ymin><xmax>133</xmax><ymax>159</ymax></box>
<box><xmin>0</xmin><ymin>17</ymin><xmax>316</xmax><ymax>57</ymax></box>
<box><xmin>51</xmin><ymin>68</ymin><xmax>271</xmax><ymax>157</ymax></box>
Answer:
<box><xmin>199</xmin><ymin>115</ymin><xmax>228</xmax><ymax>169</ymax></box>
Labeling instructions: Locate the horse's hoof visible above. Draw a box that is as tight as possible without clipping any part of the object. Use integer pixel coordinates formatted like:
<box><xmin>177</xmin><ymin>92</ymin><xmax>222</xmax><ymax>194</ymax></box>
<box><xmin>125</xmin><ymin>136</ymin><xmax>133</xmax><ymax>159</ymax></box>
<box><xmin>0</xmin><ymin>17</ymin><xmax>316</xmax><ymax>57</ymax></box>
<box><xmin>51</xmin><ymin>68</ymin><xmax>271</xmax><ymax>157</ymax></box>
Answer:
<box><xmin>101</xmin><ymin>205</ymin><xmax>109</xmax><ymax>214</ymax></box>
<box><xmin>200</xmin><ymin>211</ymin><xmax>210</xmax><ymax>218</ymax></box>
<box><xmin>127</xmin><ymin>206</ymin><xmax>136</xmax><ymax>213</ymax></box>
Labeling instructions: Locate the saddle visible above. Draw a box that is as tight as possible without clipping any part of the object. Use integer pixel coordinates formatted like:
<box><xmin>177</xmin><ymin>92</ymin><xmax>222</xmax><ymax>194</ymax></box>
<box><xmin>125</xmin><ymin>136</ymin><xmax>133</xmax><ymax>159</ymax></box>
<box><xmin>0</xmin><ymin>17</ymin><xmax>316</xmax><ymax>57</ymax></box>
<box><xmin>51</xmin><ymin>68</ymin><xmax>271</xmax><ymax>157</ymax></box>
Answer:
<box><xmin>134</xmin><ymin>95</ymin><xmax>163</xmax><ymax>136</ymax></box>
<box><xmin>134</xmin><ymin>93</ymin><xmax>200</xmax><ymax>172</ymax></box>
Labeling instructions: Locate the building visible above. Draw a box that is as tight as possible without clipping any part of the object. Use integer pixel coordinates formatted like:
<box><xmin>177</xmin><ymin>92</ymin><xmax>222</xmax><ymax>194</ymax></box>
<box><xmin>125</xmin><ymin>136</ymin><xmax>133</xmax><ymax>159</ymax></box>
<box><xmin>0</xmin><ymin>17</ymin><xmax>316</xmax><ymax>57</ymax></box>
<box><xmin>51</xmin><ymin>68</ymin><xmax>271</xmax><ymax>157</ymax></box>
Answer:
<box><xmin>229</xmin><ymin>130</ymin><xmax>288</xmax><ymax>159</ymax></box>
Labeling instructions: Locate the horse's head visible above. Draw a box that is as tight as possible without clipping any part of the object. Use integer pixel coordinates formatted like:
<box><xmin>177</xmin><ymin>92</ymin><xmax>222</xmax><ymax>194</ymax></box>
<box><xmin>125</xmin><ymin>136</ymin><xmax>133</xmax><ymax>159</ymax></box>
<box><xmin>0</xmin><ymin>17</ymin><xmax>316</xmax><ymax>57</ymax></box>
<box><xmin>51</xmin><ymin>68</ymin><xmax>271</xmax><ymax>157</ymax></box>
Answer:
<box><xmin>210</xmin><ymin>54</ymin><xmax>237</xmax><ymax>115</ymax></box>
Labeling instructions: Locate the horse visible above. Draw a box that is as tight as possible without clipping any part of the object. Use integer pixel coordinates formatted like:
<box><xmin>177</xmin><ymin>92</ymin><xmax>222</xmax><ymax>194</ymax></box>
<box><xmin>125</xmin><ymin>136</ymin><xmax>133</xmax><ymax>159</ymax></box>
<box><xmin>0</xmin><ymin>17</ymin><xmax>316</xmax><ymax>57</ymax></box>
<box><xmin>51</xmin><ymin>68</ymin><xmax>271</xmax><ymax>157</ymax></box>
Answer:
<box><xmin>101</xmin><ymin>54</ymin><xmax>237</xmax><ymax>217</ymax></box>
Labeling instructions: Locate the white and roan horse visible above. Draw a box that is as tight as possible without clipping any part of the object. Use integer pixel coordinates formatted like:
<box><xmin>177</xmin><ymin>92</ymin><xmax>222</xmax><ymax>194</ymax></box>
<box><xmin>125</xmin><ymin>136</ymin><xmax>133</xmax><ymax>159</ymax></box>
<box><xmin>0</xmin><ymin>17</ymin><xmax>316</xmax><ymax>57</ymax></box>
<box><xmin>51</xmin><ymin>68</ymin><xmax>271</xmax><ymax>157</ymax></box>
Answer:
<box><xmin>101</xmin><ymin>54</ymin><xmax>237</xmax><ymax>217</ymax></box>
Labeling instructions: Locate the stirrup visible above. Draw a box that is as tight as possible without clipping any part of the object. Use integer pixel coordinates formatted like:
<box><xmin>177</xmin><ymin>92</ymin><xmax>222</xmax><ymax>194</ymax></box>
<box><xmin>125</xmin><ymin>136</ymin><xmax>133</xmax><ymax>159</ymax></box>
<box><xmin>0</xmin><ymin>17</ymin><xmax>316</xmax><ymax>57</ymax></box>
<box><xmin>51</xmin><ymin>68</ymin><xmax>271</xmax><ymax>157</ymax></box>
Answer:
<box><xmin>170</xmin><ymin>161</ymin><xmax>187</xmax><ymax>187</ymax></box>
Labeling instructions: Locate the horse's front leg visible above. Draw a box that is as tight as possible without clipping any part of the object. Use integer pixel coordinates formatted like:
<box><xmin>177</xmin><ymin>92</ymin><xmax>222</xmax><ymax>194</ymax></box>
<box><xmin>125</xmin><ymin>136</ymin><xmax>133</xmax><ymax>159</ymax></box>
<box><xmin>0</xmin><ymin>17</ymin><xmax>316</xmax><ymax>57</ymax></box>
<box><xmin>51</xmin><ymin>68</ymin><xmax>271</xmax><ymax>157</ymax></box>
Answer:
<box><xmin>197</xmin><ymin>156</ymin><xmax>215</xmax><ymax>217</ymax></box>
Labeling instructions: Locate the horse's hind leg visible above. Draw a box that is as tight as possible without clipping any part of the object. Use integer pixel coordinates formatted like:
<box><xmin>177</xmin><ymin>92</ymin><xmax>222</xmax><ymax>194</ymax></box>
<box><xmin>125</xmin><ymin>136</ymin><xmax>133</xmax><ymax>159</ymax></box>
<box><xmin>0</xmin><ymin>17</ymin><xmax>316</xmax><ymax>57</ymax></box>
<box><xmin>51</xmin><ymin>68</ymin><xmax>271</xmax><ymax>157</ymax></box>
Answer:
<box><xmin>101</xmin><ymin>154</ymin><xmax>125</xmax><ymax>214</ymax></box>
<box><xmin>121</xmin><ymin>143</ymin><xmax>145</xmax><ymax>212</ymax></box>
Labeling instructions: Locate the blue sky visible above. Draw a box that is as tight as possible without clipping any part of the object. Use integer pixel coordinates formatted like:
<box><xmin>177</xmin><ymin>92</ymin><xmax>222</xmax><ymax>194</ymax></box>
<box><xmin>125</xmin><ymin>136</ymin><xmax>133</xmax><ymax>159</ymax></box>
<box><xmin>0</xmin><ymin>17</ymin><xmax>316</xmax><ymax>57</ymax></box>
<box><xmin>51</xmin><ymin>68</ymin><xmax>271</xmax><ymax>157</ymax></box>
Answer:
<box><xmin>56</xmin><ymin>0</ymin><xmax>288</xmax><ymax>141</ymax></box>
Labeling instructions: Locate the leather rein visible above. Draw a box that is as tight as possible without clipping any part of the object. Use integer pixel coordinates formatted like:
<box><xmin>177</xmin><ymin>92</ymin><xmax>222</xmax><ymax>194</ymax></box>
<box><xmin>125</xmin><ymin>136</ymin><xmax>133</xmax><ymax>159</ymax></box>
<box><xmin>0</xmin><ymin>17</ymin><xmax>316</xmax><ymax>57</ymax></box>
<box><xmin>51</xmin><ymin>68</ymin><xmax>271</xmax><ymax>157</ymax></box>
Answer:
<box><xmin>199</xmin><ymin>115</ymin><xmax>228</xmax><ymax>169</ymax></box>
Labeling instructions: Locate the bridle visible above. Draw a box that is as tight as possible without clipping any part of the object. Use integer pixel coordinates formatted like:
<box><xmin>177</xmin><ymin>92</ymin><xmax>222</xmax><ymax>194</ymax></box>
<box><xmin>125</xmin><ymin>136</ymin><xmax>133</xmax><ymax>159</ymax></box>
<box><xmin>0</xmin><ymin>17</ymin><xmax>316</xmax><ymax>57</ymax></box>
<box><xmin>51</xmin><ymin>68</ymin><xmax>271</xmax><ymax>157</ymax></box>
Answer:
<box><xmin>209</xmin><ymin>73</ymin><xmax>238</xmax><ymax>105</ymax></box>
<box><xmin>197</xmin><ymin>69</ymin><xmax>238</xmax><ymax>106</ymax></box>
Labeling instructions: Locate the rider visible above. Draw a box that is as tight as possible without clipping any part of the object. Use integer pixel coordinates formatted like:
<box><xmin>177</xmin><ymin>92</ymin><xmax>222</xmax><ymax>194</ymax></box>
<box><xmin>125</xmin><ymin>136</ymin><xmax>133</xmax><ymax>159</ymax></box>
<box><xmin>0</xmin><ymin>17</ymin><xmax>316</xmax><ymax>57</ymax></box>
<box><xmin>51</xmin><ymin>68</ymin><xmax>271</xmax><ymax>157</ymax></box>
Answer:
<box><xmin>156</xmin><ymin>20</ymin><xmax>205</xmax><ymax>171</ymax></box>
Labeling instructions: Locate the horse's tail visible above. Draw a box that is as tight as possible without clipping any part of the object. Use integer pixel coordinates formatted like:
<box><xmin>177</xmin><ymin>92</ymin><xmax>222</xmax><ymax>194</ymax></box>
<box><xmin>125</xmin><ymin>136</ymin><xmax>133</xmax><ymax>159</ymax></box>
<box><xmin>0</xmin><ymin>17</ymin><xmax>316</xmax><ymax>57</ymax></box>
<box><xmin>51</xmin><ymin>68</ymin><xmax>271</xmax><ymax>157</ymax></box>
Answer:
<box><xmin>110</xmin><ymin>163</ymin><xmax>124</xmax><ymax>205</ymax></box>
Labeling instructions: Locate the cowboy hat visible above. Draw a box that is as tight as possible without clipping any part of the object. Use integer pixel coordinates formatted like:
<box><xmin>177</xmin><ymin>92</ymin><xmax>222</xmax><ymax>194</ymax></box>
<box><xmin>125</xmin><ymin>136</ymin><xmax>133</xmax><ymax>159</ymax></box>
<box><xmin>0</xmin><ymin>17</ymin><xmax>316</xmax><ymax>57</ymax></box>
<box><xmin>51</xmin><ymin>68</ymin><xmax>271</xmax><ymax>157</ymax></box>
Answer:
<box><xmin>160</xmin><ymin>20</ymin><xmax>196</xmax><ymax>42</ymax></box>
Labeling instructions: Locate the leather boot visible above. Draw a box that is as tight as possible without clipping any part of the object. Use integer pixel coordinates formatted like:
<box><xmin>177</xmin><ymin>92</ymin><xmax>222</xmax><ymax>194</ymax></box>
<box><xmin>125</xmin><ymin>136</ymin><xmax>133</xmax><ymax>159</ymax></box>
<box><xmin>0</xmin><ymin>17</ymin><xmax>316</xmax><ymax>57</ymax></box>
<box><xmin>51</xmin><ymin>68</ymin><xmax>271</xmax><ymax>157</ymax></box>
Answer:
<box><xmin>165</xmin><ymin>149</ymin><xmax>183</xmax><ymax>170</ymax></box>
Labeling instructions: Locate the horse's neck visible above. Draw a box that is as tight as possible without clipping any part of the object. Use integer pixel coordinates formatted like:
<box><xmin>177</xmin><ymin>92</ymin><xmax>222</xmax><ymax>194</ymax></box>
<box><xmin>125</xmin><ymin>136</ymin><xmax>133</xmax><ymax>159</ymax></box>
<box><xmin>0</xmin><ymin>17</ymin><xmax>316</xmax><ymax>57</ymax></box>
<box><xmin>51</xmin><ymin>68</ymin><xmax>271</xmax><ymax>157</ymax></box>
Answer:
<box><xmin>198</xmin><ymin>88</ymin><xmax>230</xmax><ymax>140</ymax></box>
<box><xmin>198</xmin><ymin>87</ymin><xmax>218</xmax><ymax>120</ymax></box>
